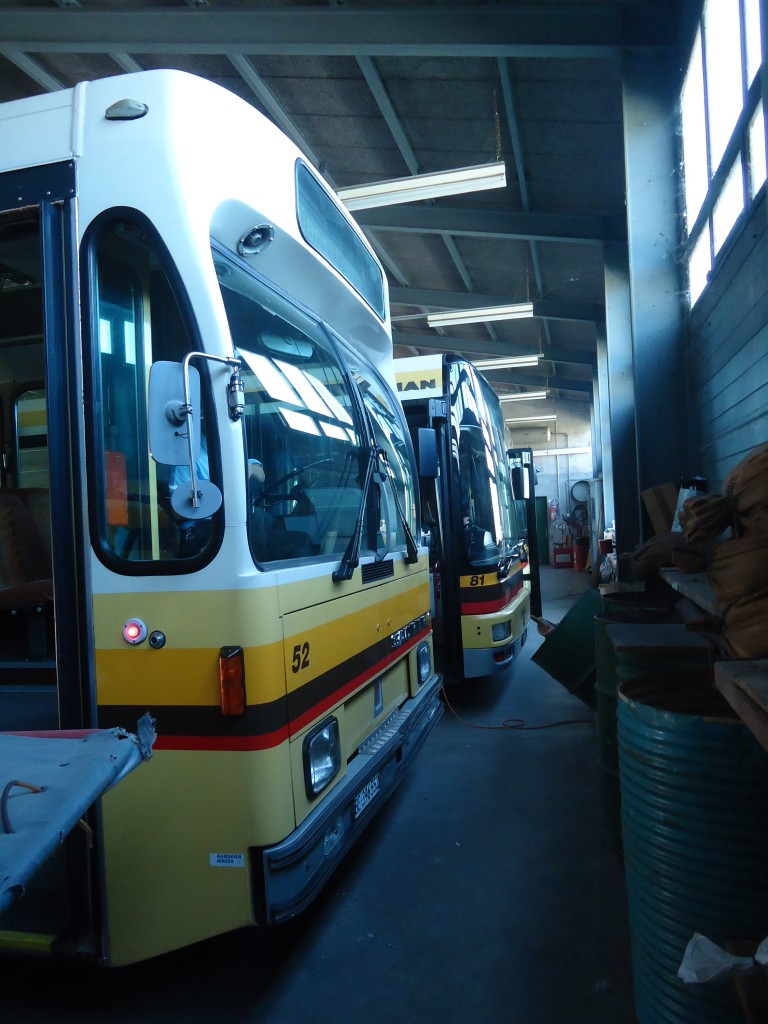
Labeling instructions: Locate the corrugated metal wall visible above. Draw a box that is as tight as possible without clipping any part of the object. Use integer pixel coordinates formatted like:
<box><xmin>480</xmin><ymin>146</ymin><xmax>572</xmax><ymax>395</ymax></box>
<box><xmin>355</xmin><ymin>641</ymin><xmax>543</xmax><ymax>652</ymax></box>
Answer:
<box><xmin>687</xmin><ymin>191</ymin><xmax>768</xmax><ymax>491</ymax></box>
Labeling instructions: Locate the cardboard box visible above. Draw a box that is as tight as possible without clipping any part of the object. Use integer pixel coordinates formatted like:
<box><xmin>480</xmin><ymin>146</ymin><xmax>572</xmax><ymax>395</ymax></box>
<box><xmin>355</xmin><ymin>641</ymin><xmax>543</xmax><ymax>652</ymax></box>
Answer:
<box><xmin>641</xmin><ymin>482</ymin><xmax>679</xmax><ymax>535</ymax></box>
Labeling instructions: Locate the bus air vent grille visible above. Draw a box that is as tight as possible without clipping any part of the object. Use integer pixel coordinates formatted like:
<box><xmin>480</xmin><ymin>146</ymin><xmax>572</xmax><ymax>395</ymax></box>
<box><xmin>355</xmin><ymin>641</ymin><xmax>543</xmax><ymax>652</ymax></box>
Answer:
<box><xmin>361</xmin><ymin>560</ymin><xmax>394</xmax><ymax>584</ymax></box>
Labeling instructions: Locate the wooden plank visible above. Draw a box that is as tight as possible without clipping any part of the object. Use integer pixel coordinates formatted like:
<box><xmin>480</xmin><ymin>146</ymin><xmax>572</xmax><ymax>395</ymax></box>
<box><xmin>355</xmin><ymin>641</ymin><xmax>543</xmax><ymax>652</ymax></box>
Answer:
<box><xmin>660</xmin><ymin>568</ymin><xmax>721</xmax><ymax>617</ymax></box>
<box><xmin>715</xmin><ymin>660</ymin><xmax>768</xmax><ymax>754</ymax></box>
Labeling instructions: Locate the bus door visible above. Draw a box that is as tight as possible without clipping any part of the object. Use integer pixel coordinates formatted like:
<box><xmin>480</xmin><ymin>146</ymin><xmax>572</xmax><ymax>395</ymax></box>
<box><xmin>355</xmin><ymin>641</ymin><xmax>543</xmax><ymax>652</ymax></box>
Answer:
<box><xmin>508</xmin><ymin>447</ymin><xmax>542</xmax><ymax>619</ymax></box>
<box><xmin>0</xmin><ymin>165</ymin><xmax>95</xmax><ymax>949</ymax></box>
<box><xmin>403</xmin><ymin>394</ymin><xmax>463</xmax><ymax>682</ymax></box>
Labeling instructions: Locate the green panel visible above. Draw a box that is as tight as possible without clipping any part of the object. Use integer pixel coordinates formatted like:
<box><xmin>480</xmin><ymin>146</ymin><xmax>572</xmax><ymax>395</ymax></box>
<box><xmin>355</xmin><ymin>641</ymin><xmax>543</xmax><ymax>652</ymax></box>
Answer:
<box><xmin>530</xmin><ymin>587</ymin><xmax>603</xmax><ymax>707</ymax></box>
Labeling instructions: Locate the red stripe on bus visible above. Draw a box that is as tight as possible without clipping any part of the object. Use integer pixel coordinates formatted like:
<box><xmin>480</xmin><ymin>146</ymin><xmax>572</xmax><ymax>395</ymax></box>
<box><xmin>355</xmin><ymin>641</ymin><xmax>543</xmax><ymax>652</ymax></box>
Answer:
<box><xmin>153</xmin><ymin>729</ymin><xmax>289</xmax><ymax>752</ymax></box>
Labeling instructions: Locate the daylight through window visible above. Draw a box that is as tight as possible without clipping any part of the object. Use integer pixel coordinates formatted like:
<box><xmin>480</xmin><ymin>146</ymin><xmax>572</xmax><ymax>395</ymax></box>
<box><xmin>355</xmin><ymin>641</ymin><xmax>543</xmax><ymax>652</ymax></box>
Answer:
<box><xmin>681</xmin><ymin>0</ymin><xmax>765</xmax><ymax>305</ymax></box>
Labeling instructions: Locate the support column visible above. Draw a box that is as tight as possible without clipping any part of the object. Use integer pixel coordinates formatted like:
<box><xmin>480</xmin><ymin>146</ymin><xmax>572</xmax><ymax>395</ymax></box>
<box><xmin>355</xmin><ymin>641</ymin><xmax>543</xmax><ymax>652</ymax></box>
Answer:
<box><xmin>603</xmin><ymin>242</ymin><xmax>640</xmax><ymax>555</ymax></box>
<box><xmin>595</xmin><ymin>322</ymin><xmax>615</xmax><ymax>534</ymax></box>
<box><xmin>622</xmin><ymin>46</ymin><xmax>689</xmax><ymax>515</ymax></box>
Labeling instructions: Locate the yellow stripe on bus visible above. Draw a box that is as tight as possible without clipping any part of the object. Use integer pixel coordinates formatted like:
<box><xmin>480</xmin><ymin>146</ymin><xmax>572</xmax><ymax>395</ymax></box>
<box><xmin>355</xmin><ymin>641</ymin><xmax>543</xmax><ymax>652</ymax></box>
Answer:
<box><xmin>95</xmin><ymin>642</ymin><xmax>287</xmax><ymax>707</ymax></box>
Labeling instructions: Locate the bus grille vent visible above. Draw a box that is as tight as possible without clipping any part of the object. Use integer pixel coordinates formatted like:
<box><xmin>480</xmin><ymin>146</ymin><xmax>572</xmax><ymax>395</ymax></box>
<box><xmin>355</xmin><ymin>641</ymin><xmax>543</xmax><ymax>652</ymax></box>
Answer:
<box><xmin>361</xmin><ymin>560</ymin><xmax>394</xmax><ymax>584</ymax></box>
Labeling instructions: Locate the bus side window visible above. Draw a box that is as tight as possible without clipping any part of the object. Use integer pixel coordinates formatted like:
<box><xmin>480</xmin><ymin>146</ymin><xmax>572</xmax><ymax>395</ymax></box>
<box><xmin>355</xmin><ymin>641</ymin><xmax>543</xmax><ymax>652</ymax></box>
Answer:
<box><xmin>88</xmin><ymin>216</ymin><xmax>215</xmax><ymax>566</ymax></box>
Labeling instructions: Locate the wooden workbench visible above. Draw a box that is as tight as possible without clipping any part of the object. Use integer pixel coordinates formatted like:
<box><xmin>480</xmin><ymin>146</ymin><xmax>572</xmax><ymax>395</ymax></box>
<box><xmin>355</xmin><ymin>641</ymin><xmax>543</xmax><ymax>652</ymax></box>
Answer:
<box><xmin>659</xmin><ymin>567</ymin><xmax>721</xmax><ymax>617</ymax></box>
<box><xmin>714</xmin><ymin>660</ymin><xmax>768</xmax><ymax>755</ymax></box>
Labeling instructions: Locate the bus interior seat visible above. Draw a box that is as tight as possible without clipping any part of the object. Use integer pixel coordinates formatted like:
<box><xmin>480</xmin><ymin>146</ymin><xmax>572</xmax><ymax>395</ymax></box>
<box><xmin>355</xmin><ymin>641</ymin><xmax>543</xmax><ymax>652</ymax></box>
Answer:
<box><xmin>0</xmin><ymin>489</ymin><xmax>54</xmax><ymax>660</ymax></box>
<box><xmin>17</xmin><ymin>487</ymin><xmax>52</xmax><ymax>567</ymax></box>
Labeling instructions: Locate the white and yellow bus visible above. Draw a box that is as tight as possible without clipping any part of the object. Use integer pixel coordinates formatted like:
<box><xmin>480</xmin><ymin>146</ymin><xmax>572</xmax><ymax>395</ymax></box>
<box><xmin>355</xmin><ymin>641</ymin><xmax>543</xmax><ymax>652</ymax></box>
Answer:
<box><xmin>0</xmin><ymin>70</ymin><xmax>441</xmax><ymax>965</ymax></box>
<box><xmin>396</xmin><ymin>354</ymin><xmax>533</xmax><ymax>682</ymax></box>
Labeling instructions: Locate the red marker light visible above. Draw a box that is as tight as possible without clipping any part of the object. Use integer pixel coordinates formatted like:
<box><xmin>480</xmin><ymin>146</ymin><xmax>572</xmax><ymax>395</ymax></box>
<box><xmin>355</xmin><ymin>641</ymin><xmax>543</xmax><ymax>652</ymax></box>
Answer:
<box><xmin>123</xmin><ymin>619</ymin><xmax>148</xmax><ymax>645</ymax></box>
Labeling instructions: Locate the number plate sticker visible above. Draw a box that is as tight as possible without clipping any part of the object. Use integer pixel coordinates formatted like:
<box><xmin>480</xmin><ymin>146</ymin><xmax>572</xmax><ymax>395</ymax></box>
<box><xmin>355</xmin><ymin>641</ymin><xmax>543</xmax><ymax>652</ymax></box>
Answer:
<box><xmin>354</xmin><ymin>774</ymin><xmax>380</xmax><ymax>818</ymax></box>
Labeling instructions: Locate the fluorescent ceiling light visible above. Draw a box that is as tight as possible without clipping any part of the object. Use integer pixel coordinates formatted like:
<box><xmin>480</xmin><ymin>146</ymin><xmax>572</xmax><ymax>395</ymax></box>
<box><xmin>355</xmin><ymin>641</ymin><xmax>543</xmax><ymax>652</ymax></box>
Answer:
<box><xmin>337</xmin><ymin>161</ymin><xmax>506</xmax><ymax>211</ymax></box>
<box><xmin>499</xmin><ymin>391</ymin><xmax>548</xmax><ymax>402</ymax></box>
<box><xmin>505</xmin><ymin>414</ymin><xmax>557</xmax><ymax>423</ymax></box>
<box><xmin>472</xmin><ymin>355</ymin><xmax>540</xmax><ymax>370</ymax></box>
<box><xmin>427</xmin><ymin>302</ymin><xmax>534</xmax><ymax>328</ymax></box>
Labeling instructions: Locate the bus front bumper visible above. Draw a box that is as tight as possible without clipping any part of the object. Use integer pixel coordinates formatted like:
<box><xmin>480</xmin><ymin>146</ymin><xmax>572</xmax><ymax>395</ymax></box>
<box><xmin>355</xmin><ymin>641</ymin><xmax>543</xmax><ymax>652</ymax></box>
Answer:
<box><xmin>254</xmin><ymin>673</ymin><xmax>443</xmax><ymax>925</ymax></box>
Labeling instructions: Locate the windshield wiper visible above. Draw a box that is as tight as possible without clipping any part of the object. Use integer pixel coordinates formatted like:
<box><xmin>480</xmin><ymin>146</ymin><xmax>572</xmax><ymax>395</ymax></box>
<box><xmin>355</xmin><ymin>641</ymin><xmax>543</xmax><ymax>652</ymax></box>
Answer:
<box><xmin>379</xmin><ymin>446</ymin><xmax>419</xmax><ymax>565</ymax></box>
<box><xmin>332</xmin><ymin>445</ymin><xmax>419</xmax><ymax>583</ymax></box>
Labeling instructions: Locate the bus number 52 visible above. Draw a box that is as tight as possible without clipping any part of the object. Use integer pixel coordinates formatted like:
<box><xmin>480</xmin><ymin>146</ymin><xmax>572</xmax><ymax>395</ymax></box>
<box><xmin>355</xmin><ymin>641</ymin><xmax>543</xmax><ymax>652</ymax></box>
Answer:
<box><xmin>291</xmin><ymin>641</ymin><xmax>310</xmax><ymax>673</ymax></box>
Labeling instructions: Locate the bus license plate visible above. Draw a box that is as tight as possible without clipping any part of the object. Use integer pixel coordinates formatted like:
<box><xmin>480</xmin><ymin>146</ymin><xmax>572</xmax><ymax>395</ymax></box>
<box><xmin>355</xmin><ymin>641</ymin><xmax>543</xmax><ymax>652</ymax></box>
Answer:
<box><xmin>354</xmin><ymin>774</ymin><xmax>380</xmax><ymax>818</ymax></box>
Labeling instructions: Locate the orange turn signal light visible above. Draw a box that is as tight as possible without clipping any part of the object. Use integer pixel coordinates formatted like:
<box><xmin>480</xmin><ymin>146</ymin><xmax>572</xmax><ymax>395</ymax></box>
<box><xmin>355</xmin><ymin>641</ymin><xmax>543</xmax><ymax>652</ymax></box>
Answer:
<box><xmin>219</xmin><ymin>646</ymin><xmax>246</xmax><ymax>716</ymax></box>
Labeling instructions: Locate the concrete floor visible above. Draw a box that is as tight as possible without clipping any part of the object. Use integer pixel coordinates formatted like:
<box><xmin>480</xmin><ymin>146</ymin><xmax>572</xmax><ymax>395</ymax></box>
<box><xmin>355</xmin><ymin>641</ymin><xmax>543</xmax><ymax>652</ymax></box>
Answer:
<box><xmin>1</xmin><ymin>566</ymin><xmax>637</xmax><ymax>1023</ymax></box>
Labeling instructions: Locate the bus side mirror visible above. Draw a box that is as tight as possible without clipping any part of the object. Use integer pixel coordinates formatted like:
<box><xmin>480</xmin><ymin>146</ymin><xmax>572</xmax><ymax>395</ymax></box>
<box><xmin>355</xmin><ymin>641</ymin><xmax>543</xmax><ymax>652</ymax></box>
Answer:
<box><xmin>417</xmin><ymin>427</ymin><xmax>438</xmax><ymax>478</ymax></box>
<box><xmin>148</xmin><ymin>360</ymin><xmax>202</xmax><ymax>466</ymax></box>
<box><xmin>148</xmin><ymin>360</ymin><xmax>222</xmax><ymax>521</ymax></box>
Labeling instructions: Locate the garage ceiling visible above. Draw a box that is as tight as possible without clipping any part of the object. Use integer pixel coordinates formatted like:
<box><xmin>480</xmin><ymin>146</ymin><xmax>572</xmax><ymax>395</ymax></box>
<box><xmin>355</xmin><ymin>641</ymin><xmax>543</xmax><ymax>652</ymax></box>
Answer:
<box><xmin>0</xmin><ymin>1</ymin><xmax>679</xmax><ymax>405</ymax></box>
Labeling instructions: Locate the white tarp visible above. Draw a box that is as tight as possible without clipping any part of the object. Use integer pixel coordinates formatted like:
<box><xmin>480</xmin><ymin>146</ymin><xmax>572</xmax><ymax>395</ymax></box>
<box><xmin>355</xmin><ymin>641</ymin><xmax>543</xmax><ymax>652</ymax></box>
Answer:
<box><xmin>0</xmin><ymin>714</ymin><xmax>155</xmax><ymax>913</ymax></box>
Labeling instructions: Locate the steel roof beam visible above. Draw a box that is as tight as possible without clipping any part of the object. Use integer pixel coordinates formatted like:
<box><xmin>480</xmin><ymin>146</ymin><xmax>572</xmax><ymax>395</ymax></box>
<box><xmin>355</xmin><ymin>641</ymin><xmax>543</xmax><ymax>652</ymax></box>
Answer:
<box><xmin>355</xmin><ymin>56</ymin><xmax>501</xmax><ymax>342</ymax></box>
<box><xmin>356</xmin><ymin>55</ymin><xmax>419</xmax><ymax>177</ymax></box>
<box><xmin>534</xmin><ymin>299</ymin><xmax>605</xmax><ymax>325</ymax></box>
<box><xmin>0</xmin><ymin>8</ymin><xmax>672</xmax><ymax>55</ymax></box>
<box><xmin>229</xmin><ymin>53</ymin><xmax>325</xmax><ymax>171</ymax></box>
<box><xmin>111</xmin><ymin>53</ymin><xmax>143</xmax><ymax>73</ymax></box>
<box><xmin>497</xmin><ymin>56</ymin><xmax>553</xmax><ymax>346</ymax></box>
<box><xmin>355</xmin><ymin>205</ymin><xmax>626</xmax><ymax>244</ymax></box>
<box><xmin>0</xmin><ymin>49</ymin><xmax>63</xmax><ymax>91</ymax></box>
<box><xmin>487</xmin><ymin>374</ymin><xmax>592</xmax><ymax>395</ymax></box>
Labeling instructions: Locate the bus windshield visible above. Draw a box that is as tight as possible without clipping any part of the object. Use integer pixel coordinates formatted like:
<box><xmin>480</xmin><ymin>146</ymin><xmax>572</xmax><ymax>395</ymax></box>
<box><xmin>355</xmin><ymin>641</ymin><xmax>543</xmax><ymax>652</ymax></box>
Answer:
<box><xmin>450</xmin><ymin>361</ymin><xmax>516</xmax><ymax>570</ymax></box>
<box><xmin>214</xmin><ymin>247</ymin><xmax>375</xmax><ymax>564</ymax></box>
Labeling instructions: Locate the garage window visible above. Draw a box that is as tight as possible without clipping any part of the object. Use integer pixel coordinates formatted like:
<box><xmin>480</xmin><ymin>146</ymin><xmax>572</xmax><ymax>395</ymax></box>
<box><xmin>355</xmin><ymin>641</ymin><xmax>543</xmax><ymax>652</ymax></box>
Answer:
<box><xmin>681</xmin><ymin>0</ymin><xmax>765</xmax><ymax>305</ymax></box>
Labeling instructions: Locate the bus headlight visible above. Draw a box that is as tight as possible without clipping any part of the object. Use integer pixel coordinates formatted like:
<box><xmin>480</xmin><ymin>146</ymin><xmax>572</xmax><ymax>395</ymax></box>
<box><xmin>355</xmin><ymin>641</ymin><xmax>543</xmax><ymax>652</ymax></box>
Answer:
<box><xmin>303</xmin><ymin>717</ymin><xmax>341</xmax><ymax>799</ymax></box>
<box><xmin>492</xmin><ymin>620</ymin><xmax>512</xmax><ymax>642</ymax></box>
<box><xmin>416</xmin><ymin>642</ymin><xmax>432</xmax><ymax>685</ymax></box>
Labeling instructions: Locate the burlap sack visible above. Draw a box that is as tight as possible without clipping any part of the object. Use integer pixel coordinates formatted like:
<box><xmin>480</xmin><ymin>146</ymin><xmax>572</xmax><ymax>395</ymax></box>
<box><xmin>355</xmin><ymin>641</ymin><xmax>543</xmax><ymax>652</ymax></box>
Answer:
<box><xmin>724</xmin><ymin>443</ymin><xmax>768</xmax><ymax>535</ymax></box>
<box><xmin>721</xmin><ymin>590</ymin><xmax>768</xmax><ymax>659</ymax></box>
<box><xmin>672</xmin><ymin>541</ymin><xmax>711</xmax><ymax>574</ymax></box>
<box><xmin>624</xmin><ymin>532</ymin><xmax>710</xmax><ymax>579</ymax></box>
<box><xmin>678</xmin><ymin>494</ymin><xmax>732</xmax><ymax>542</ymax></box>
<box><xmin>707</xmin><ymin>534</ymin><xmax>768</xmax><ymax>605</ymax></box>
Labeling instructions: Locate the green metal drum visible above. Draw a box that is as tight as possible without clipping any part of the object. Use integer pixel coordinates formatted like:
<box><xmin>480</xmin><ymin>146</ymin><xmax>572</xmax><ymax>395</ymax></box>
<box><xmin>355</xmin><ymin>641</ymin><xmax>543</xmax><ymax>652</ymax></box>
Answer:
<box><xmin>618</xmin><ymin>672</ymin><xmax>768</xmax><ymax>1023</ymax></box>
<box><xmin>594</xmin><ymin>615</ymin><xmax>707</xmax><ymax>855</ymax></box>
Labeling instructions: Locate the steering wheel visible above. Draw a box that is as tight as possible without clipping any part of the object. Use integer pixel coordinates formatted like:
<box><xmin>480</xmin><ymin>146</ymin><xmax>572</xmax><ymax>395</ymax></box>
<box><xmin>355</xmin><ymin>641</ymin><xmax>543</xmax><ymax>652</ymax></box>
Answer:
<box><xmin>256</xmin><ymin>457</ymin><xmax>332</xmax><ymax>507</ymax></box>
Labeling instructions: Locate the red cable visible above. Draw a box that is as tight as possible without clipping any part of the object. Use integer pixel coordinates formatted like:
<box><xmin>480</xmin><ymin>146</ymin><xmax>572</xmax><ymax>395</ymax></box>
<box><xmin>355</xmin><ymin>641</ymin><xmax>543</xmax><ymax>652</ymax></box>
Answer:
<box><xmin>440</xmin><ymin>686</ymin><xmax>593</xmax><ymax>732</ymax></box>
